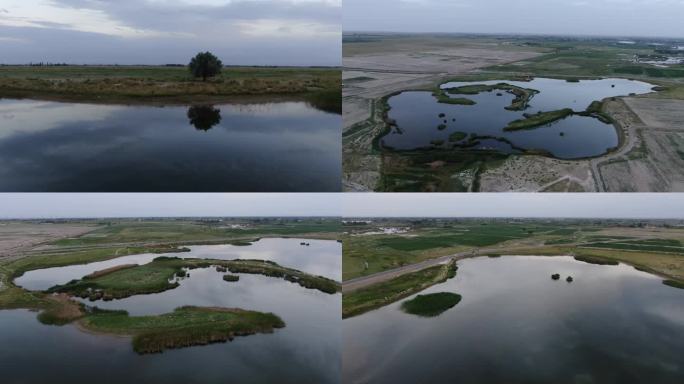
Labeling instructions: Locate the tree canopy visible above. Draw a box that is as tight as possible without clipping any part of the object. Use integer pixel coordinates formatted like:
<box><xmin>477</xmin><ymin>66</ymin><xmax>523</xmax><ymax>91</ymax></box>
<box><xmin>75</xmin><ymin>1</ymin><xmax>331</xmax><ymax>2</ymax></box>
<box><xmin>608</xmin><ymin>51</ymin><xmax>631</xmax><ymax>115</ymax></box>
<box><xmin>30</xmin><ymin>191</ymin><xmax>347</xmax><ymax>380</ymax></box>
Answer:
<box><xmin>188</xmin><ymin>51</ymin><xmax>223</xmax><ymax>81</ymax></box>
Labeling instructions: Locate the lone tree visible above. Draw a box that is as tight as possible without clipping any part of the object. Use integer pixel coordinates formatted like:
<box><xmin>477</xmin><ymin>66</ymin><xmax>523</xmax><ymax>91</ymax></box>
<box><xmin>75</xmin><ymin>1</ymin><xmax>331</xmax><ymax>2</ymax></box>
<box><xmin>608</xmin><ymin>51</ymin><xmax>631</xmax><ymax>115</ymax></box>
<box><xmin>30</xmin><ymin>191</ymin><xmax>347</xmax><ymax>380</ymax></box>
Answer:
<box><xmin>189</xmin><ymin>51</ymin><xmax>223</xmax><ymax>81</ymax></box>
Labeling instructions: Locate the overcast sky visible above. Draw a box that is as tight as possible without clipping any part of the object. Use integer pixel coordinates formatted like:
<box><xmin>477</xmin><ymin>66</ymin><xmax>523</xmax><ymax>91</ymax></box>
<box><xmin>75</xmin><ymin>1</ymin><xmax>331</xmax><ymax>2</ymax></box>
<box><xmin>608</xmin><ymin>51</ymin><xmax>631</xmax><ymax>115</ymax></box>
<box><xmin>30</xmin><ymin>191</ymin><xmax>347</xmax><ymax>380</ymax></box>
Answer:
<box><xmin>1</xmin><ymin>193</ymin><xmax>684</xmax><ymax>219</ymax></box>
<box><xmin>0</xmin><ymin>0</ymin><xmax>341</xmax><ymax>65</ymax></box>
<box><xmin>343</xmin><ymin>194</ymin><xmax>684</xmax><ymax>219</ymax></box>
<box><xmin>344</xmin><ymin>0</ymin><xmax>684</xmax><ymax>38</ymax></box>
<box><xmin>0</xmin><ymin>193</ymin><xmax>341</xmax><ymax>218</ymax></box>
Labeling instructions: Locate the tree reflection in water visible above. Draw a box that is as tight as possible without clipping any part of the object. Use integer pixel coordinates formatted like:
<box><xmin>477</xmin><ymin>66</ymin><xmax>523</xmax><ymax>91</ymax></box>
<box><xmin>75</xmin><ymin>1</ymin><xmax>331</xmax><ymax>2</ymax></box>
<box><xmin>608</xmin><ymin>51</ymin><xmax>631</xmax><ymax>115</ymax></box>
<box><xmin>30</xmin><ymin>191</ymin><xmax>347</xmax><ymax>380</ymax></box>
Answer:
<box><xmin>187</xmin><ymin>105</ymin><xmax>222</xmax><ymax>131</ymax></box>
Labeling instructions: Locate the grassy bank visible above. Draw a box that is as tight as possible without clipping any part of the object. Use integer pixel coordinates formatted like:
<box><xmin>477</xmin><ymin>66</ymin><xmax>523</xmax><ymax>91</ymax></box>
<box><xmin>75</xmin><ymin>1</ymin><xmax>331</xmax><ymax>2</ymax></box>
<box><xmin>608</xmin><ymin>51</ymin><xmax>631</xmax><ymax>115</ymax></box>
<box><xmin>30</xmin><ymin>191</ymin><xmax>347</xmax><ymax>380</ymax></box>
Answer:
<box><xmin>342</xmin><ymin>260</ymin><xmax>457</xmax><ymax>318</ymax></box>
<box><xmin>81</xmin><ymin>306</ymin><xmax>285</xmax><ymax>354</ymax></box>
<box><xmin>0</xmin><ymin>65</ymin><xmax>341</xmax><ymax>113</ymax></box>
<box><xmin>401</xmin><ymin>292</ymin><xmax>462</xmax><ymax>317</ymax></box>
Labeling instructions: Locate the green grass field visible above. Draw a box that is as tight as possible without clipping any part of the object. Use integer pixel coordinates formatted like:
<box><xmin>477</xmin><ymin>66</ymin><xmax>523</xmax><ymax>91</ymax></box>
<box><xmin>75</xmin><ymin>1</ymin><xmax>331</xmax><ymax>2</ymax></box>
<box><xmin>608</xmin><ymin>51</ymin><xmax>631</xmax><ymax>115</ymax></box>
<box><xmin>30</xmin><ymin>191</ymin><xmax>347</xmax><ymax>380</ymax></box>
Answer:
<box><xmin>0</xmin><ymin>65</ymin><xmax>341</xmax><ymax>112</ymax></box>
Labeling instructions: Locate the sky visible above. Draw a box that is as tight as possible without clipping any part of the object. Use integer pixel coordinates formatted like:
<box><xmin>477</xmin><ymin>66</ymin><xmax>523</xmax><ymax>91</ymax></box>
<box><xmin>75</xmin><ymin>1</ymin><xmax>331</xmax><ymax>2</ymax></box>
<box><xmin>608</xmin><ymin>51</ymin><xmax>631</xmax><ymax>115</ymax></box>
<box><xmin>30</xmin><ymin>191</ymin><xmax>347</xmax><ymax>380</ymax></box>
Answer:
<box><xmin>0</xmin><ymin>0</ymin><xmax>341</xmax><ymax>65</ymax></box>
<box><xmin>344</xmin><ymin>0</ymin><xmax>684</xmax><ymax>39</ymax></box>
<box><xmin>343</xmin><ymin>193</ymin><xmax>684</xmax><ymax>219</ymax></box>
<box><xmin>0</xmin><ymin>193</ymin><xmax>342</xmax><ymax>218</ymax></box>
<box><xmin>2</xmin><ymin>193</ymin><xmax>684</xmax><ymax>219</ymax></box>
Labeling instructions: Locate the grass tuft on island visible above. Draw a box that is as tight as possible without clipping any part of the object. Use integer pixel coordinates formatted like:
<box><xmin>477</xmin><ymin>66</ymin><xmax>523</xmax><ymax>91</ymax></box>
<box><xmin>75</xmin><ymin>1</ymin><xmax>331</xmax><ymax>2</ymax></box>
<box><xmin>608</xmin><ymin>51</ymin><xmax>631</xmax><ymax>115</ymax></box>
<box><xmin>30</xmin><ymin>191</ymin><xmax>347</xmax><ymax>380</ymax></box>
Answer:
<box><xmin>223</xmin><ymin>274</ymin><xmax>240</xmax><ymax>282</ymax></box>
<box><xmin>401</xmin><ymin>292</ymin><xmax>462</xmax><ymax>317</ymax></box>
<box><xmin>343</xmin><ymin>259</ymin><xmax>457</xmax><ymax>318</ymax></box>
<box><xmin>504</xmin><ymin>108</ymin><xmax>573</xmax><ymax>131</ymax></box>
<box><xmin>663</xmin><ymin>279</ymin><xmax>684</xmax><ymax>289</ymax></box>
<box><xmin>80</xmin><ymin>306</ymin><xmax>285</xmax><ymax>354</ymax></box>
<box><xmin>432</xmin><ymin>89</ymin><xmax>476</xmax><ymax>105</ymax></box>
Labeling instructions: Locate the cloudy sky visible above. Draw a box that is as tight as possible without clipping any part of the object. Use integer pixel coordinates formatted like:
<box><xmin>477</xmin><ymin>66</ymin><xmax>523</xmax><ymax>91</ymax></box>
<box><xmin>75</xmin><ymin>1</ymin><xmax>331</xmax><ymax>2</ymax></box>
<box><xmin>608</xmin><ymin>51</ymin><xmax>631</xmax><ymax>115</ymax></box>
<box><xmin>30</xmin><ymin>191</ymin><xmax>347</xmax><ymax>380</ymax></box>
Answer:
<box><xmin>344</xmin><ymin>194</ymin><xmax>684</xmax><ymax>219</ymax></box>
<box><xmin>0</xmin><ymin>0</ymin><xmax>341</xmax><ymax>65</ymax></box>
<box><xmin>0</xmin><ymin>193</ymin><xmax>342</xmax><ymax>218</ymax></box>
<box><xmin>2</xmin><ymin>193</ymin><xmax>684</xmax><ymax>219</ymax></box>
<box><xmin>345</xmin><ymin>0</ymin><xmax>684</xmax><ymax>38</ymax></box>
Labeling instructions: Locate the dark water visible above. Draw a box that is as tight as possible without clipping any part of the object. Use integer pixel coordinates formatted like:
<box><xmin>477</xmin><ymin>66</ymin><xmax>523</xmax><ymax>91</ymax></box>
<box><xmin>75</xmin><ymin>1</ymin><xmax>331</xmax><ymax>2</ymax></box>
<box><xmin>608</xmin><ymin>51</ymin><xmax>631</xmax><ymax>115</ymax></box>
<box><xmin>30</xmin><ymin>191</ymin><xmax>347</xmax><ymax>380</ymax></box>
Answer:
<box><xmin>2</xmin><ymin>239</ymin><xmax>341</xmax><ymax>384</ymax></box>
<box><xmin>382</xmin><ymin>78</ymin><xmax>654</xmax><ymax>159</ymax></box>
<box><xmin>16</xmin><ymin>238</ymin><xmax>341</xmax><ymax>290</ymax></box>
<box><xmin>343</xmin><ymin>256</ymin><xmax>684</xmax><ymax>384</ymax></box>
<box><xmin>0</xmin><ymin>99</ymin><xmax>341</xmax><ymax>191</ymax></box>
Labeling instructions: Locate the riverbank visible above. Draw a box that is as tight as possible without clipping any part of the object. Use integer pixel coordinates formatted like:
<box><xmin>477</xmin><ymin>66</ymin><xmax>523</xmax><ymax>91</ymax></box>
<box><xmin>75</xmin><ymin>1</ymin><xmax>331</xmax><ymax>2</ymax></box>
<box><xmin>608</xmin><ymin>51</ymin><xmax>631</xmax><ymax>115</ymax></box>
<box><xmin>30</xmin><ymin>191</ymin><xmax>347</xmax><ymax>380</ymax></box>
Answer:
<box><xmin>0</xmin><ymin>65</ymin><xmax>341</xmax><ymax>113</ymax></box>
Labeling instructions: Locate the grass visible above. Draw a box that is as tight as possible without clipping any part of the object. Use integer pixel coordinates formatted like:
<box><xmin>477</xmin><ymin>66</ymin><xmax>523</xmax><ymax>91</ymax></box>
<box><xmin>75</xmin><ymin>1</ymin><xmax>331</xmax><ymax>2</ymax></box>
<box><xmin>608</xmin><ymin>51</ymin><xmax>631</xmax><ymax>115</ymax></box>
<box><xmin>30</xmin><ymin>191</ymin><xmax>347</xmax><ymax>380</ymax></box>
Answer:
<box><xmin>80</xmin><ymin>306</ymin><xmax>285</xmax><ymax>354</ymax></box>
<box><xmin>223</xmin><ymin>274</ymin><xmax>240</xmax><ymax>282</ymax></box>
<box><xmin>432</xmin><ymin>88</ymin><xmax>476</xmax><ymax>105</ymax></box>
<box><xmin>48</xmin><ymin>257</ymin><xmax>340</xmax><ymax>299</ymax></box>
<box><xmin>51</xmin><ymin>220</ymin><xmax>340</xmax><ymax>247</ymax></box>
<box><xmin>504</xmin><ymin>108</ymin><xmax>574</xmax><ymax>131</ymax></box>
<box><xmin>343</xmin><ymin>222</ymin><xmax>571</xmax><ymax>280</ymax></box>
<box><xmin>573</xmin><ymin>255</ymin><xmax>619</xmax><ymax>266</ymax></box>
<box><xmin>342</xmin><ymin>260</ymin><xmax>457</xmax><ymax>318</ymax></box>
<box><xmin>7</xmin><ymin>245</ymin><xmax>189</xmax><ymax>278</ymax></box>
<box><xmin>663</xmin><ymin>280</ymin><xmax>684</xmax><ymax>289</ymax></box>
<box><xmin>401</xmin><ymin>292</ymin><xmax>462</xmax><ymax>317</ymax></box>
<box><xmin>0</xmin><ymin>65</ymin><xmax>341</xmax><ymax>112</ymax></box>
<box><xmin>448</xmin><ymin>131</ymin><xmax>468</xmax><ymax>142</ymax></box>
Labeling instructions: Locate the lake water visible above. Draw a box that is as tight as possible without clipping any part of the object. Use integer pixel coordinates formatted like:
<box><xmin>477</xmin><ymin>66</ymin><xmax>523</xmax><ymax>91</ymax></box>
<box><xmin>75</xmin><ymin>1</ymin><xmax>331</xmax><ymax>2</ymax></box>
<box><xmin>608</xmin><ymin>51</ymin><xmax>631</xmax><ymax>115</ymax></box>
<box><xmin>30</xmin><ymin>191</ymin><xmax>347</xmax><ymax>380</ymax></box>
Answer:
<box><xmin>381</xmin><ymin>78</ymin><xmax>655</xmax><ymax>159</ymax></box>
<box><xmin>0</xmin><ymin>99</ymin><xmax>341</xmax><ymax>191</ymax></box>
<box><xmin>16</xmin><ymin>238</ymin><xmax>342</xmax><ymax>291</ymax></box>
<box><xmin>2</xmin><ymin>239</ymin><xmax>341</xmax><ymax>384</ymax></box>
<box><xmin>343</xmin><ymin>256</ymin><xmax>684</xmax><ymax>384</ymax></box>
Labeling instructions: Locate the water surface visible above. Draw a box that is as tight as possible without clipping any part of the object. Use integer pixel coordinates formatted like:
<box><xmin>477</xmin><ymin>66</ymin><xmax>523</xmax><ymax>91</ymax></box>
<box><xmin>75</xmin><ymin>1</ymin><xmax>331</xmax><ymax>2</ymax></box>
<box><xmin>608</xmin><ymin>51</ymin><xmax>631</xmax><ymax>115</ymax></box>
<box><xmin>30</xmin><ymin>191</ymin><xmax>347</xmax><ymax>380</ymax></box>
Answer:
<box><xmin>343</xmin><ymin>256</ymin><xmax>684</xmax><ymax>384</ymax></box>
<box><xmin>3</xmin><ymin>239</ymin><xmax>341</xmax><ymax>383</ymax></box>
<box><xmin>0</xmin><ymin>99</ymin><xmax>341</xmax><ymax>191</ymax></box>
<box><xmin>17</xmin><ymin>238</ymin><xmax>341</xmax><ymax>291</ymax></box>
<box><xmin>382</xmin><ymin>78</ymin><xmax>654</xmax><ymax>159</ymax></box>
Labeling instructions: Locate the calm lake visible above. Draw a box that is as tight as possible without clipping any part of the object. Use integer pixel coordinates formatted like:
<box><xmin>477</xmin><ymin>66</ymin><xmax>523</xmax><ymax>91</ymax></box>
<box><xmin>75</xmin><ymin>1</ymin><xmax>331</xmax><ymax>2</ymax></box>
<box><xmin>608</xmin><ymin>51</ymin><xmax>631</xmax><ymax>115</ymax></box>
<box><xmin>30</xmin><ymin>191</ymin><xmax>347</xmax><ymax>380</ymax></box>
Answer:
<box><xmin>343</xmin><ymin>256</ymin><xmax>684</xmax><ymax>384</ymax></box>
<box><xmin>0</xmin><ymin>99</ymin><xmax>341</xmax><ymax>191</ymax></box>
<box><xmin>3</xmin><ymin>239</ymin><xmax>341</xmax><ymax>384</ymax></box>
<box><xmin>381</xmin><ymin>78</ymin><xmax>655</xmax><ymax>159</ymax></box>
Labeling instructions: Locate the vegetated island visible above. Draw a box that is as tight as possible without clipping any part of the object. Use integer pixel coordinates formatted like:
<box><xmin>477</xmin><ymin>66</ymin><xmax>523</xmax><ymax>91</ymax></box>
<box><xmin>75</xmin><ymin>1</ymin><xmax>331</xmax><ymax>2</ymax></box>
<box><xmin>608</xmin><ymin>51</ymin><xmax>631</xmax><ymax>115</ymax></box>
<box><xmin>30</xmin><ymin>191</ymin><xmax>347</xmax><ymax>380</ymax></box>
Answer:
<box><xmin>401</xmin><ymin>292</ymin><xmax>462</xmax><ymax>317</ymax></box>
<box><xmin>342</xmin><ymin>259</ymin><xmax>457</xmax><ymax>319</ymax></box>
<box><xmin>0</xmin><ymin>52</ymin><xmax>341</xmax><ymax>113</ymax></box>
<box><xmin>80</xmin><ymin>306</ymin><xmax>285</xmax><ymax>354</ymax></box>
<box><xmin>47</xmin><ymin>256</ymin><xmax>341</xmax><ymax>300</ymax></box>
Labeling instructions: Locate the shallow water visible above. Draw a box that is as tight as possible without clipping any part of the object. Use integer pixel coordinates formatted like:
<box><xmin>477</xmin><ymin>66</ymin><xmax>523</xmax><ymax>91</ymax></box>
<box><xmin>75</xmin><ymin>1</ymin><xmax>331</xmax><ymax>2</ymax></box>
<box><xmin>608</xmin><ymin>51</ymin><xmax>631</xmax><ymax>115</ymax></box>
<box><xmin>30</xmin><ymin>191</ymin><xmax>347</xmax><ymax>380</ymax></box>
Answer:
<box><xmin>382</xmin><ymin>78</ymin><xmax>654</xmax><ymax>159</ymax></box>
<box><xmin>343</xmin><ymin>256</ymin><xmax>684</xmax><ymax>384</ymax></box>
<box><xmin>0</xmin><ymin>99</ymin><xmax>341</xmax><ymax>191</ymax></box>
<box><xmin>17</xmin><ymin>238</ymin><xmax>341</xmax><ymax>290</ymax></box>
<box><xmin>3</xmin><ymin>239</ymin><xmax>341</xmax><ymax>383</ymax></box>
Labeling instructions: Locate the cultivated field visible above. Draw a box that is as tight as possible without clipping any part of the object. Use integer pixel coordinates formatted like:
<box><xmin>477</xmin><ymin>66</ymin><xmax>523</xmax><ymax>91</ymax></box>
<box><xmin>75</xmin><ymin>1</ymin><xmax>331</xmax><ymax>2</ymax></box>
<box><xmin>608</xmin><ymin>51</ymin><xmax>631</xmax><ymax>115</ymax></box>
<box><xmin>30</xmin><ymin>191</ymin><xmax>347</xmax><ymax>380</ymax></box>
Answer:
<box><xmin>342</xmin><ymin>219</ymin><xmax>684</xmax><ymax>317</ymax></box>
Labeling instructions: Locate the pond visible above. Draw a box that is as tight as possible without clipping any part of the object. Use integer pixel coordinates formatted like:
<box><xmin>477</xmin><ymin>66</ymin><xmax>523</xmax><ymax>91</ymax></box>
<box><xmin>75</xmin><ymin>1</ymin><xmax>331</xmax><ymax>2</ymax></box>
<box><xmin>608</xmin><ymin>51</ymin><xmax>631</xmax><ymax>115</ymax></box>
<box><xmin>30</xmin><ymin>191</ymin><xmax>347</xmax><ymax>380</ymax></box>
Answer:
<box><xmin>381</xmin><ymin>78</ymin><xmax>655</xmax><ymax>159</ymax></box>
<box><xmin>343</xmin><ymin>256</ymin><xmax>684</xmax><ymax>384</ymax></box>
<box><xmin>0</xmin><ymin>99</ymin><xmax>341</xmax><ymax>191</ymax></box>
<box><xmin>2</xmin><ymin>239</ymin><xmax>341</xmax><ymax>384</ymax></box>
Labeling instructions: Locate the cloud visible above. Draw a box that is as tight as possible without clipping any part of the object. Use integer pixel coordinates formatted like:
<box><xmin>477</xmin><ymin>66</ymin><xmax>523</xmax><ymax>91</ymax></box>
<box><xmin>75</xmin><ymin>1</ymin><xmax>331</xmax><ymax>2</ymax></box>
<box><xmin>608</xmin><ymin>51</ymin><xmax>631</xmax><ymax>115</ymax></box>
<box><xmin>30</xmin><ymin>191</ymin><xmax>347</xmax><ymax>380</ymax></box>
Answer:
<box><xmin>0</xmin><ymin>0</ymin><xmax>340</xmax><ymax>64</ymax></box>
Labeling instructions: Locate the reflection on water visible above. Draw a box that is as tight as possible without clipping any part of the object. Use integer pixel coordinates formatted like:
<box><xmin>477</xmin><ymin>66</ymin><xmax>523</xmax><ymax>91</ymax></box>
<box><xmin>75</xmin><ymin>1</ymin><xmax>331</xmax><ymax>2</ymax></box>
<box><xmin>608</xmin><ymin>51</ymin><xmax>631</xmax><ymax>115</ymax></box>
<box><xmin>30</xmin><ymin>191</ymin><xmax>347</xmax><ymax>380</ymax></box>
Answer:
<box><xmin>343</xmin><ymin>256</ymin><xmax>684</xmax><ymax>384</ymax></box>
<box><xmin>187</xmin><ymin>105</ymin><xmax>222</xmax><ymax>131</ymax></box>
<box><xmin>2</xmin><ymin>238</ymin><xmax>341</xmax><ymax>383</ymax></box>
<box><xmin>0</xmin><ymin>99</ymin><xmax>341</xmax><ymax>191</ymax></box>
<box><xmin>382</xmin><ymin>78</ymin><xmax>655</xmax><ymax>159</ymax></box>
